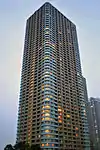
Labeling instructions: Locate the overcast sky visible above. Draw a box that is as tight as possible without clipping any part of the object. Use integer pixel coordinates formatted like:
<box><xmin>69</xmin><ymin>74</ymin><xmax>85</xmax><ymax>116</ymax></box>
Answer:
<box><xmin>0</xmin><ymin>0</ymin><xmax>100</xmax><ymax>149</ymax></box>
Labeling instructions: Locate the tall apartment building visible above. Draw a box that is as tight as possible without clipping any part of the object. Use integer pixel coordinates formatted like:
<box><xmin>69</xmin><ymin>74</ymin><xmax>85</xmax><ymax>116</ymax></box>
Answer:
<box><xmin>88</xmin><ymin>97</ymin><xmax>100</xmax><ymax>150</ymax></box>
<box><xmin>17</xmin><ymin>2</ymin><xmax>90</xmax><ymax>150</ymax></box>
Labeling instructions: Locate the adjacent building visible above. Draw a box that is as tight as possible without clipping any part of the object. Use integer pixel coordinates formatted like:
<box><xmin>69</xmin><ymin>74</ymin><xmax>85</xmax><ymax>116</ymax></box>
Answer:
<box><xmin>88</xmin><ymin>97</ymin><xmax>100</xmax><ymax>150</ymax></box>
<box><xmin>17</xmin><ymin>2</ymin><xmax>90</xmax><ymax>149</ymax></box>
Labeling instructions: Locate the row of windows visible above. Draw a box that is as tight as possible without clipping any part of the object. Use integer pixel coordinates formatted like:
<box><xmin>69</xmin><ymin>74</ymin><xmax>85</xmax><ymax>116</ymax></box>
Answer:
<box><xmin>22</xmin><ymin>50</ymin><xmax>76</xmax><ymax>65</ymax></box>
<box><xmin>22</xmin><ymin>54</ymin><xmax>76</xmax><ymax>68</ymax></box>
<box><xmin>21</xmin><ymin>69</ymin><xmax>76</xmax><ymax>81</ymax></box>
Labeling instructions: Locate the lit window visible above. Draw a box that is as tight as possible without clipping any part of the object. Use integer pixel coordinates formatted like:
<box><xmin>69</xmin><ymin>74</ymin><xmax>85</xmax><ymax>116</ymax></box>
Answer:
<box><xmin>96</xmin><ymin>130</ymin><xmax>98</xmax><ymax>134</ymax></box>
<box><xmin>45</xmin><ymin>126</ymin><xmax>50</xmax><ymax>128</ymax></box>
<box><xmin>58</xmin><ymin>120</ymin><xmax>62</xmax><ymax>123</ymax></box>
<box><xmin>59</xmin><ymin>31</ymin><xmax>62</xmax><ymax>34</ymax></box>
<box><xmin>38</xmin><ymin>135</ymin><xmax>40</xmax><ymax>138</ymax></box>
<box><xmin>41</xmin><ymin>85</ymin><xmax>44</xmax><ymax>89</ymax></box>
<box><xmin>45</xmin><ymin>134</ymin><xmax>51</xmax><ymax>137</ymax></box>
<box><xmin>41</xmin><ymin>144</ymin><xmax>44</xmax><ymax>147</ymax></box>
<box><xmin>58</xmin><ymin>106</ymin><xmax>61</xmax><ymax>108</ymax></box>
<box><xmin>45</xmin><ymin>98</ymin><xmax>50</xmax><ymax>101</ymax></box>
<box><xmin>45</xmin><ymin>117</ymin><xmax>51</xmax><ymax>121</ymax></box>
<box><xmin>46</xmin><ymin>143</ymin><xmax>49</xmax><ymax>146</ymax></box>
<box><xmin>45</xmin><ymin>71</ymin><xmax>49</xmax><ymax>74</ymax></box>
<box><xmin>45</xmin><ymin>27</ymin><xmax>49</xmax><ymax>30</ymax></box>
<box><xmin>45</xmin><ymin>130</ymin><xmax>50</xmax><ymax>133</ymax></box>
<box><xmin>45</xmin><ymin>88</ymin><xmax>50</xmax><ymax>90</ymax></box>
<box><xmin>44</xmin><ymin>56</ymin><xmax>49</xmax><ymax>60</ymax></box>
<box><xmin>45</xmin><ymin>105</ymin><xmax>50</xmax><ymax>109</ymax></box>
<box><xmin>58</xmin><ymin>109</ymin><xmax>62</xmax><ymax>112</ymax></box>
<box><xmin>45</xmin><ymin>31</ymin><xmax>49</xmax><ymax>34</ymax></box>
<box><xmin>66</xmin><ymin>115</ymin><xmax>70</xmax><ymax>118</ymax></box>
<box><xmin>52</xmin><ymin>144</ymin><xmax>54</xmax><ymax>146</ymax></box>
<box><xmin>84</xmin><ymin>112</ymin><xmax>86</xmax><ymax>116</ymax></box>
<box><xmin>42</xmin><ymin>105</ymin><xmax>50</xmax><ymax>109</ymax></box>
<box><xmin>44</xmin><ymin>74</ymin><xmax>49</xmax><ymax>77</ymax></box>
<box><xmin>83</xmin><ymin>109</ymin><xmax>86</xmax><ymax>112</ymax></box>
<box><xmin>45</xmin><ymin>113</ymin><xmax>50</xmax><ymax>116</ymax></box>
<box><xmin>42</xmin><ymin>88</ymin><xmax>44</xmax><ymax>91</ymax></box>
<box><xmin>50</xmin><ymin>95</ymin><xmax>53</xmax><ymax>98</ymax></box>
<box><xmin>76</xmin><ymin>134</ymin><xmax>78</xmax><ymax>137</ymax></box>
<box><xmin>58</xmin><ymin>116</ymin><xmax>62</xmax><ymax>119</ymax></box>
<box><xmin>45</xmin><ymin>110</ymin><xmax>50</xmax><ymax>113</ymax></box>
<box><xmin>75</xmin><ymin>127</ymin><xmax>78</xmax><ymax>130</ymax></box>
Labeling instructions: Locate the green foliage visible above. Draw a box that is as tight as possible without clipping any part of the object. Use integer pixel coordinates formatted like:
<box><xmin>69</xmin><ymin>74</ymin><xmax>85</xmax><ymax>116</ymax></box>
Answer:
<box><xmin>31</xmin><ymin>144</ymin><xmax>41</xmax><ymax>150</ymax></box>
<box><xmin>4</xmin><ymin>144</ymin><xmax>14</xmax><ymax>150</ymax></box>
<box><xmin>4</xmin><ymin>142</ymin><xmax>41</xmax><ymax>150</ymax></box>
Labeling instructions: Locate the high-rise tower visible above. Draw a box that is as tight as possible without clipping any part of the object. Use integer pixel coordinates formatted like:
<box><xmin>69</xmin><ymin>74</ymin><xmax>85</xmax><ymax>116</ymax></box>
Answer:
<box><xmin>17</xmin><ymin>2</ymin><xmax>90</xmax><ymax>150</ymax></box>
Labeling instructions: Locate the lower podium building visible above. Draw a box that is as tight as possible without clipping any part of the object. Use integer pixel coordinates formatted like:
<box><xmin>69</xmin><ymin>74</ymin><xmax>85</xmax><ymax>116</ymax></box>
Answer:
<box><xmin>17</xmin><ymin>2</ymin><xmax>90</xmax><ymax>150</ymax></box>
<box><xmin>88</xmin><ymin>98</ymin><xmax>100</xmax><ymax>150</ymax></box>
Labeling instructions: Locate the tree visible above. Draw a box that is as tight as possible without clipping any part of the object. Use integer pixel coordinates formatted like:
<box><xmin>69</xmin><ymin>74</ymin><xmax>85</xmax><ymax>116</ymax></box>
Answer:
<box><xmin>31</xmin><ymin>144</ymin><xmax>41</xmax><ymax>150</ymax></box>
<box><xmin>4</xmin><ymin>144</ymin><xmax>14</xmax><ymax>150</ymax></box>
<box><xmin>4</xmin><ymin>142</ymin><xmax>41</xmax><ymax>150</ymax></box>
<box><xmin>14</xmin><ymin>142</ymin><xmax>30</xmax><ymax>150</ymax></box>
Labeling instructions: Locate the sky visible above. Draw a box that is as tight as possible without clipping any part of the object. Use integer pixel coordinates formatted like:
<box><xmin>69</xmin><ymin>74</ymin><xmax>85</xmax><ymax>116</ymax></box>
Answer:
<box><xmin>0</xmin><ymin>0</ymin><xmax>100</xmax><ymax>149</ymax></box>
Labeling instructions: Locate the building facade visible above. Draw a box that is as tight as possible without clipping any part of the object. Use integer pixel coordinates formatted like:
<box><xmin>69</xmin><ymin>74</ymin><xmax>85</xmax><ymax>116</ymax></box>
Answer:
<box><xmin>88</xmin><ymin>97</ymin><xmax>100</xmax><ymax>150</ymax></box>
<box><xmin>17</xmin><ymin>2</ymin><xmax>90</xmax><ymax>150</ymax></box>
